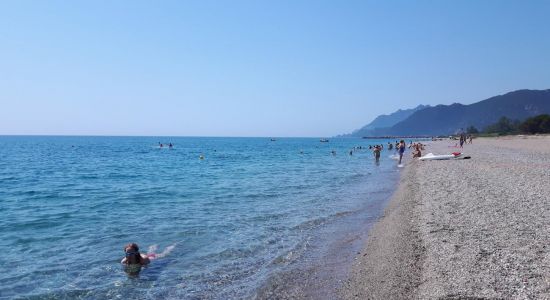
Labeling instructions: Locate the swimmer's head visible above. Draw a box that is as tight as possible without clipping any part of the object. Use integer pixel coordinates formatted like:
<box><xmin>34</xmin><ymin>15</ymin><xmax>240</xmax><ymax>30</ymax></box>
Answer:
<box><xmin>124</xmin><ymin>243</ymin><xmax>139</xmax><ymax>252</ymax></box>
<box><xmin>123</xmin><ymin>243</ymin><xmax>141</xmax><ymax>264</ymax></box>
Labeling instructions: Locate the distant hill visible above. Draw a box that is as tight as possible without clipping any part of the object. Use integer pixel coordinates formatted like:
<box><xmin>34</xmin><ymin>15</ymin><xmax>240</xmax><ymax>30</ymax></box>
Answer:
<box><xmin>347</xmin><ymin>104</ymin><xmax>429</xmax><ymax>137</ymax></box>
<box><xmin>385</xmin><ymin>89</ymin><xmax>550</xmax><ymax>136</ymax></box>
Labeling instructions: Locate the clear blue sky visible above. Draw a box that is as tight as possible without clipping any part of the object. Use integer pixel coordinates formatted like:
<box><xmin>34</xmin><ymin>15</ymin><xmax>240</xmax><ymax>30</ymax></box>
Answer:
<box><xmin>1</xmin><ymin>0</ymin><xmax>549</xmax><ymax>137</ymax></box>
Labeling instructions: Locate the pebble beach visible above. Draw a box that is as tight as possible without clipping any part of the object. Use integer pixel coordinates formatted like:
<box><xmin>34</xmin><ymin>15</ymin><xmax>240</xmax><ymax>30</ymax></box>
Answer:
<box><xmin>341</xmin><ymin>135</ymin><xmax>550</xmax><ymax>299</ymax></box>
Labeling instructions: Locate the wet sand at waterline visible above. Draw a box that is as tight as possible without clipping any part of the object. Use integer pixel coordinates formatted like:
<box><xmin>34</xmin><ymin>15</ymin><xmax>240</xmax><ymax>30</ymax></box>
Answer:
<box><xmin>341</xmin><ymin>135</ymin><xmax>550</xmax><ymax>299</ymax></box>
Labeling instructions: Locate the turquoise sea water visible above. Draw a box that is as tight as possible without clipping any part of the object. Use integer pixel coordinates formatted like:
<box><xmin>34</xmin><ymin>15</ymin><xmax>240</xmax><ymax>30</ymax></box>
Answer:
<box><xmin>0</xmin><ymin>136</ymin><xmax>404</xmax><ymax>299</ymax></box>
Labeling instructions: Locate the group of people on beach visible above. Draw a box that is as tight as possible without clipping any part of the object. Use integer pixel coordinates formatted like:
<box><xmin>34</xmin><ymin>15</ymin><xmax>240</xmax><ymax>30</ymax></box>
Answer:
<box><xmin>410</xmin><ymin>142</ymin><xmax>425</xmax><ymax>158</ymax></box>
<box><xmin>459</xmin><ymin>134</ymin><xmax>473</xmax><ymax>147</ymax></box>
<box><xmin>453</xmin><ymin>134</ymin><xmax>473</xmax><ymax>148</ymax></box>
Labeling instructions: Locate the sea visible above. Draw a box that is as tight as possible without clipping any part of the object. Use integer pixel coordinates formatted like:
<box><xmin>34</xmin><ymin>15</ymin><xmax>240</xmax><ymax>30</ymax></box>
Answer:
<box><xmin>0</xmin><ymin>136</ymin><xmax>408</xmax><ymax>299</ymax></box>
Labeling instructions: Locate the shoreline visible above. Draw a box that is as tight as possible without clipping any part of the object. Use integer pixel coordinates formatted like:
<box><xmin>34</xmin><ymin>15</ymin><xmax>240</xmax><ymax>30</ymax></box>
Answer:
<box><xmin>255</xmin><ymin>149</ymin><xmax>403</xmax><ymax>299</ymax></box>
<box><xmin>339</xmin><ymin>149</ymin><xmax>424</xmax><ymax>299</ymax></box>
<box><xmin>341</xmin><ymin>135</ymin><xmax>550</xmax><ymax>298</ymax></box>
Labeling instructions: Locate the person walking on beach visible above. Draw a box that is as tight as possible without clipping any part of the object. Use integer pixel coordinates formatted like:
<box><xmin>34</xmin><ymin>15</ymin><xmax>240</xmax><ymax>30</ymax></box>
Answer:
<box><xmin>397</xmin><ymin>140</ymin><xmax>406</xmax><ymax>164</ymax></box>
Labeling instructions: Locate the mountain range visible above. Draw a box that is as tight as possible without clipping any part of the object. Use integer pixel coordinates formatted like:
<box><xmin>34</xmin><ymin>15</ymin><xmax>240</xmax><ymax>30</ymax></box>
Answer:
<box><xmin>347</xmin><ymin>89</ymin><xmax>550</xmax><ymax>136</ymax></box>
<box><xmin>348</xmin><ymin>105</ymin><xmax>429</xmax><ymax>137</ymax></box>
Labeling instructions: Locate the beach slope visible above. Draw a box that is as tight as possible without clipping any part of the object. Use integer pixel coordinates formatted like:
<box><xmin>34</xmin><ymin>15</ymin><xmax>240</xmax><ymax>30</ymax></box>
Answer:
<box><xmin>341</xmin><ymin>136</ymin><xmax>550</xmax><ymax>299</ymax></box>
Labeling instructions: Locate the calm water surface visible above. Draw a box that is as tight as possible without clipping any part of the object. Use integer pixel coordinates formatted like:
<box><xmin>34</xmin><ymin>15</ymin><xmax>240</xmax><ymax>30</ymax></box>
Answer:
<box><xmin>0</xmin><ymin>136</ymin><xmax>404</xmax><ymax>299</ymax></box>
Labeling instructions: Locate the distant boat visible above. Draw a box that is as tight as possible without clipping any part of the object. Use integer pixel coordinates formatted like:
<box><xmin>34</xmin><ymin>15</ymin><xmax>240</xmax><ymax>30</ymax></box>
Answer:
<box><xmin>320</xmin><ymin>139</ymin><xmax>329</xmax><ymax>142</ymax></box>
<box><xmin>270</xmin><ymin>138</ymin><xmax>277</xmax><ymax>141</ymax></box>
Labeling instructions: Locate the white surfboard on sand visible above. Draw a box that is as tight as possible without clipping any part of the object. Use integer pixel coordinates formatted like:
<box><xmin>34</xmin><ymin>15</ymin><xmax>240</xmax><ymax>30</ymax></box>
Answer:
<box><xmin>419</xmin><ymin>153</ymin><xmax>458</xmax><ymax>161</ymax></box>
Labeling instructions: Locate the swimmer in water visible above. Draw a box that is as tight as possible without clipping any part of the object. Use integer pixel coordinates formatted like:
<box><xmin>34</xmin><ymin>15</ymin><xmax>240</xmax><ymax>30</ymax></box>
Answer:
<box><xmin>121</xmin><ymin>243</ymin><xmax>153</xmax><ymax>266</ymax></box>
<box><xmin>121</xmin><ymin>243</ymin><xmax>176</xmax><ymax>276</ymax></box>
<box><xmin>121</xmin><ymin>243</ymin><xmax>176</xmax><ymax>265</ymax></box>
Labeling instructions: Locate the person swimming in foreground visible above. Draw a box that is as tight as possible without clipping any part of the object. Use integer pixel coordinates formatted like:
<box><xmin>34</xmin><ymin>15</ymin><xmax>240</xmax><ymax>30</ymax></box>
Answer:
<box><xmin>121</xmin><ymin>243</ymin><xmax>153</xmax><ymax>266</ymax></box>
<box><xmin>121</xmin><ymin>243</ymin><xmax>176</xmax><ymax>266</ymax></box>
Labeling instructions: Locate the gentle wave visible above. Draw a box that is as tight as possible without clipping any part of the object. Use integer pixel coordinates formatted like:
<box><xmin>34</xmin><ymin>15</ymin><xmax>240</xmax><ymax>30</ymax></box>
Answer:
<box><xmin>0</xmin><ymin>136</ymin><xmax>402</xmax><ymax>299</ymax></box>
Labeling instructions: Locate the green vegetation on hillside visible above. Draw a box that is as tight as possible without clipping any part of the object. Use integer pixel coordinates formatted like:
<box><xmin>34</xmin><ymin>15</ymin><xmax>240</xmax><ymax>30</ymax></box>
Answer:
<box><xmin>520</xmin><ymin>114</ymin><xmax>550</xmax><ymax>134</ymax></box>
<box><xmin>480</xmin><ymin>114</ymin><xmax>550</xmax><ymax>135</ymax></box>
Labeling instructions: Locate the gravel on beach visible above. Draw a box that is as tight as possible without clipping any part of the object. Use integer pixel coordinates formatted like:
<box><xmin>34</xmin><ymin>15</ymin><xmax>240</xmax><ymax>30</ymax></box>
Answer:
<box><xmin>340</xmin><ymin>136</ymin><xmax>550</xmax><ymax>299</ymax></box>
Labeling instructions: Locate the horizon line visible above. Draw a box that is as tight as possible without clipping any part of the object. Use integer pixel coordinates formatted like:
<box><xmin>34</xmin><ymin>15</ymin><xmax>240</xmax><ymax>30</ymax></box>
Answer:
<box><xmin>0</xmin><ymin>134</ymin><xmax>349</xmax><ymax>139</ymax></box>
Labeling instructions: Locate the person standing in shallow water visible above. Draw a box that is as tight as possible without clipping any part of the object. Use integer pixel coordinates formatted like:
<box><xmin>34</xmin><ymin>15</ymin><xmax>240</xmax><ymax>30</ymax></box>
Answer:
<box><xmin>397</xmin><ymin>140</ymin><xmax>406</xmax><ymax>165</ymax></box>
<box><xmin>373</xmin><ymin>145</ymin><xmax>381</xmax><ymax>162</ymax></box>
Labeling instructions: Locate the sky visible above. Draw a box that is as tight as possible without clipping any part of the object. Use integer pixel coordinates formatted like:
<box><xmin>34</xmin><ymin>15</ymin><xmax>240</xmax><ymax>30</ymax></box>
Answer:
<box><xmin>1</xmin><ymin>0</ymin><xmax>549</xmax><ymax>137</ymax></box>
